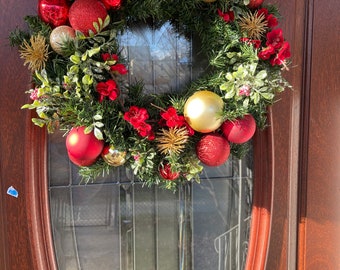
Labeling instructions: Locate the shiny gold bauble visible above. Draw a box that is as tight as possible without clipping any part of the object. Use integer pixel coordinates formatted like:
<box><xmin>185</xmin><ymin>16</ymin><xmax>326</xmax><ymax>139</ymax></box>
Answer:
<box><xmin>101</xmin><ymin>145</ymin><xmax>126</xmax><ymax>166</ymax></box>
<box><xmin>202</xmin><ymin>0</ymin><xmax>217</xmax><ymax>2</ymax></box>
<box><xmin>184</xmin><ymin>90</ymin><xmax>224</xmax><ymax>133</ymax></box>
<box><xmin>50</xmin><ymin>25</ymin><xmax>76</xmax><ymax>55</ymax></box>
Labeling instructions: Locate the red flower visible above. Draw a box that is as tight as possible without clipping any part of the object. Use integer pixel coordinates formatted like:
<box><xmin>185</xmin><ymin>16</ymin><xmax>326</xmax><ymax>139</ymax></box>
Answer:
<box><xmin>240</xmin><ymin>38</ymin><xmax>262</xmax><ymax>49</ymax></box>
<box><xmin>270</xmin><ymin>41</ymin><xmax>291</xmax><ymax>66</ymax></box>
<box><xmin>101</xmin><ymin>53</ymin><xmax>119</xmax><ymax>62</ymax></box>
<box><xmin>124</xmin><ymin>106</ymin><xmax>149</xmax><ymax>128</ymax></box>
<box><xmin>136</xmin><ymin>122</ymin><xmax>152</xmax><ymax>137</ymax></box>
<box><xmin>266</xmin><ymin>14</ymin><xmax>278</xmax><ymax>28</ymax></box>
<box><xmin>96</xmin><ymin>79</ymin><xmax>120</xmax><ymax>102</ymax></box>
<box><xmin>218</xmin><ymin>9</ymin><xmax>235</xmax><ymax>23</ymax></box>
<box><xmin>266</xmin><ymin>28</ymin><xmax>284</xmax><ymax>49</ymax></box>
<box><xmin>111</xmin><ymin>63</ymin><xmax>128</xmax><ymax>75</ymax></box>
<box><xmin>258</xmin><ymin>45</ymin><xmax>275</xmax><ymax>60</ymax></box>
<box><xmin>160</xmin><ymin>107</ymin><xmax>185</xmax><ymax>128</ymax></box>
<box><xmin>101</xmin><ymin>0</ymin><xmax>121</xmax><ymax>9</ymax></box>
<box><xmin>257</xmin><ymin>8</ymin><xmax>268</xmax><ymax>18</ymax></box>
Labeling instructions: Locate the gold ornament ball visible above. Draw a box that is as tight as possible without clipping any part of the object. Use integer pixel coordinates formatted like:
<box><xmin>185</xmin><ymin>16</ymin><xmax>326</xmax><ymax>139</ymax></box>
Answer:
<box><xmin>203</xmin><ymin>0</ymin><xmax>217</xmax><ymax>2</ymax></box>
<box><xmin>50</xmin><ymin>25</ymin><xmax>76</xmax><ymax>55</ymax></box>
<box><xmin>184</xmin><ymin>90</ymin><xmax>224</xmax><ymax>133</ymax></box>
<box><xmin>101</xmin><ymin>145</ymin><xmax>127</xmax><ymax>166</ymax></box>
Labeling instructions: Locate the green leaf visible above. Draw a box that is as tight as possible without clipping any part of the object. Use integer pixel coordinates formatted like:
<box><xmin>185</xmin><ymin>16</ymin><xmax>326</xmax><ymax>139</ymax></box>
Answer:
<box><xmin>94</xmin><ymin>127</ymin><xmax>103</xmax><ymax>140</ymax></box>
<box><xmin>261</xmin><ymin>92</ymin><xmax>275</xmax><ymax>100</ymax></box>
<box><xmin>256</xmin><ymin>70</ymin><xmax>267</xmax><ymax>80</ymax></box>
<box><xmin>82</xmin><ymin>74</ymin><xmax>93</xmax><ymax>85</ymax></box>
<box><xmin>94</xmin><ymin>121</ymin><xmax>104</xmax><ymax>128</ymax></box>
<box><xmin>93</xmin><ymin>114</ymin><xmax>102</xmax><ymax>121</ymax></box>
<box><xmin>243</xmin><ymin>98</ymin><xmax>249</xmax><ymax>108</ymax></box>
<box><xmin>70</xmin><ymin>55</ymin><xmax>81</xmax><ymax>64</ymax></box>
<box><xmin>32</xmin><ymin>118</ymin><xmax>46</xmax><ymax>127</ymax></box>
<box><xmin>88</xmin><ymin>47</ymin><xmax>101</xmax><ymax>57</ymax></box>
<box><xmin>224</xmin><ymin>89</ymin><xmax>235</xmax><ymax>99</ymax></box>
<box><xmin>84</xmin><ymin>126</ymin><xmax>93</xmax><ymax>134</ymax></box>
<box><xmin>225</xmin><ymin>72</ymin><xmax>233</xmax><ymax>81</ymax></box>
<box><xmin>253</xmin><ymin>92</ymin><xmax>260</xmax><ymax>104</ymax></box>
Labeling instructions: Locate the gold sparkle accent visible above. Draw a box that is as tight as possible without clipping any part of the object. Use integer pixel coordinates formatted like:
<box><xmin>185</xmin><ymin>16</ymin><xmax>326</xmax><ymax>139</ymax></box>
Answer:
<box><xmin>19</xmin><ymin>34</ymin><xmax>49</xmax><ymax>71</ymax></box>
<box><xmin>239</xmin><ymin>11</ymin><xmax>268</xmax><ymax>40</ymax></box>
<box><xmin>155</xmin><ymin>127</ymin><xmax>189</xmax><ymax>155</ymax></box>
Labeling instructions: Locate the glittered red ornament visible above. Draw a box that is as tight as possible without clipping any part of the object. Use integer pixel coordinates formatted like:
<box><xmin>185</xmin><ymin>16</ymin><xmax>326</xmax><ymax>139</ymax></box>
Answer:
<box><xmin>66</xmin><ymin>126</ymin><xmax>104</xmax><ymax>163</ymax></box>
<box><xmin>159</xmin><ymin>163</ymin><xmax>180</xmax><ymax>181</ymax></box>
<box><xmin>68</xmin><ymin>0</ymin><xmax>108</xmax><ymax>35</ymax></box>
<box><xmin>38</xmin><ymin>0</ymin><xmax>69</xmax><ymax>27</ymax></box>
<box><xmin>248</xmin><ymin>0</ymin><xmax>264</xmax><ymax>9</ymax></box>
<box><xmin>196</xmin><ymin>134</ymin><xmax>230</xmax><ymax>166</ymax></box>
<box><xmin>221</xmin><ymin>114</ymin><xmax>256</xmax><ymax>144</ymax></box>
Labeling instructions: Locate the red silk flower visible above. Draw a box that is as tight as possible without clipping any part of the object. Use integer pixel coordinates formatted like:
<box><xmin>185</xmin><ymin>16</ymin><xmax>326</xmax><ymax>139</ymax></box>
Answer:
<box><xmin>96</xmin><ymin>79</ymin><xmax>119</xmax><ymax>102</ymax></box>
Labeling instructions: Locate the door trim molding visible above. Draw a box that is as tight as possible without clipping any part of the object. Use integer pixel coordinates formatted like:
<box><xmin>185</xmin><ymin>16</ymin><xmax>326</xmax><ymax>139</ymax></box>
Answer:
<box><xmin>25</xmin><ymin>111</ymin><xmax>58</xmax><ymax>270</ymax></box>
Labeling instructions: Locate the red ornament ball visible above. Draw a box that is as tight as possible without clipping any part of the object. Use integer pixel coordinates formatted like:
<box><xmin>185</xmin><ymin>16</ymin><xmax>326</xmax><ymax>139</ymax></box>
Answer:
<box><xmin>69</xmin><ymin>0</ymin><xmax>108</xmax><ymax>35</ymax></box>
<box><xmin>67</xmin><ymin>151</ymin><xmax>98</xmax><ymax>167</ymax></box>
<box><xmin>38</xmin><ymin>0</ymin><xmax>69</xmax><ymax>27</ymax></box>
<box><xmin>221</xmin><ymin>114</ymin><xmax>256</xmax><ymax>144</ymax></box>
<box><xmin>248</xmin><ymin>0</ymin><xmax>264</xmax><ymax>9</ymax></box>
<box><xmin>159</xmin><ymin>163</ymin><xmax>180</xmax><ymax>181</ymax></box>
<box><xmin>196</xmin><ymin>134</ymin><xmax>230</xmax><ymax>166</ymax></box>
<box><xmin>66</xmin><ymin>126</ymin><xmax>104</xmax><ymax>166</ymax></box>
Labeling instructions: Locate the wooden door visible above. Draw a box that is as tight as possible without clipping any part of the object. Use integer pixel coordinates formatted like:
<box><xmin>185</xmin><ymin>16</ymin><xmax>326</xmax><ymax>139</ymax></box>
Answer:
<box><xmin>1</xmin><ymin>0</ymin><xmax>339</xmax><ymax>269</ymax></box>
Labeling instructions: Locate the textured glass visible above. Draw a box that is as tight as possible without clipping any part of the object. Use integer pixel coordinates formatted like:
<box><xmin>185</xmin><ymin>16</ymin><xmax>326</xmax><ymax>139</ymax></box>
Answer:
<box><xmin>49</xmin><ymin>22</ymin><xmax>253</xmax><ymax>270</ymax></box>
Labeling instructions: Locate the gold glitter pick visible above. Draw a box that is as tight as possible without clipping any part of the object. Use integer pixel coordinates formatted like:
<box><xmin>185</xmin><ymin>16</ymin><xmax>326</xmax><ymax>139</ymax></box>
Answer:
<box><xmin>19</xmin><ymin>34</ymin><xmax>49</xmax><ymax>71</ymax></box>
<box><xmin>156</xmin><ymin>126</ymin><xmax>189</xmax><ymax>155</ymax></box>
<box><xmin>239</xmin><ymin>11</ymin><xmax>268</xmax><ymax>40</ymax></box>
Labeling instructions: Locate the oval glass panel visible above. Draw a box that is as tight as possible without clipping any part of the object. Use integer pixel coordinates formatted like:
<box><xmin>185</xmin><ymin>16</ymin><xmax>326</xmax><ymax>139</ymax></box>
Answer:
<box><xmin>48</xmin><ymin>22</ymin><xmax>253</xmax><ymax>270</ymax></box>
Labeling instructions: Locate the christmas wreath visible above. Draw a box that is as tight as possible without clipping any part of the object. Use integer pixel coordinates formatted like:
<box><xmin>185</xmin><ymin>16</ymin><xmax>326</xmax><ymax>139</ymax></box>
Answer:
<box><xmin>10</xmin><ymin>0</ymin><xmax>291</xmax><ymax>190</ymax></box>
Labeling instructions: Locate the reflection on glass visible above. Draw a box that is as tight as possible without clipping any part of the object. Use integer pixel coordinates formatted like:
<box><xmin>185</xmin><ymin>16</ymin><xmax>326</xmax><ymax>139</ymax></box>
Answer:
<box><xmin>48</xmin><ymin>22</ymin><xmax>253</xmax><ymax>270</ymax></box>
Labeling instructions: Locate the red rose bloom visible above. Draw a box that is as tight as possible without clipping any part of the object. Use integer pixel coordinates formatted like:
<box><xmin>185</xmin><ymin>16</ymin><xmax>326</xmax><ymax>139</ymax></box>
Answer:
<box><xmin>124</xmin><ymin>106</ymin><xmax>149</xmax><ymax>128</ymax></box>
<box><xmin>96</xmin><ymin>79</ymin><xmax>119</xmax><ymax>102</ymax></box>
<box><xmin>266</xmin><ymin>28</ymin><xmax>284</xmax><ymax>49</ymax></box>
<box><xmin>258</xmin><ymin>45</ymin><xmax>275</xmax><ymax>60</ymax></box>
